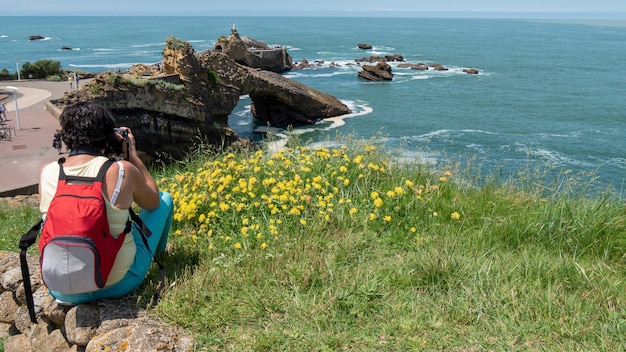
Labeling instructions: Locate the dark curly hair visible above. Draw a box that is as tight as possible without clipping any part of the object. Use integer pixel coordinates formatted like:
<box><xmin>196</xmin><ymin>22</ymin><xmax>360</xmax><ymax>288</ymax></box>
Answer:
<box><xmin>59</xmin><ymin>102</ymin><xmax>116</xmax><ymax>151</ymax></box>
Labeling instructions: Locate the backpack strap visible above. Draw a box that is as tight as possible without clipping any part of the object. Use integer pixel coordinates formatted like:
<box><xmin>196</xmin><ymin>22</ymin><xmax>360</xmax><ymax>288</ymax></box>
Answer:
<box><xmin>128</xmin><ymin>208</ymin><xmax>166</xmax><ymax>307</ymax></box>
<box><xmin>19</xmin><ymin>220</ymin><xmax>44</xmax><ymax>323</ymax></box>
<box><xmin>57</xmin><ymin>157</ymin><xmax>115</xmax><ymax>184</ymax></box>
<box><xmin>110</xmin><ymin>161</ymin><xmax>125</xmax><ymax>205</ymax></box>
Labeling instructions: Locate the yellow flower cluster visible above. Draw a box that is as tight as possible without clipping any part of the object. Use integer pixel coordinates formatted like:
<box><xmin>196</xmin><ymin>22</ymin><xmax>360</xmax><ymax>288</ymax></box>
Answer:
<box><xmin>158</xmin><ymin>145</ymin><xmax>462</xmax><ymax>252</ymax></box>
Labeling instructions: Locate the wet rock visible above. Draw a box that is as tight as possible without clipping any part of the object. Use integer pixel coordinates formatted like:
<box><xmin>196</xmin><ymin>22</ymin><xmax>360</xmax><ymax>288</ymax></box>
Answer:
<box><xmin>358</xmin><ymin>61</ymin><xmax>393</xmax><ymax>81</ymax></box>
<box><xmin>0</xmin><ymin>250</ymin><xmax>195</xmax><ymax>350</ymax></box>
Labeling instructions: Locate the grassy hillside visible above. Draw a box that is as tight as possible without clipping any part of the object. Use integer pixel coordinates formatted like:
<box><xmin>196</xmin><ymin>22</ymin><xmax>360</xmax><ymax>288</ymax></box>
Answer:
<box><xmin>2</xmin><ymin>137</ymin><xmax>624</xmax><ymax>351</ymax></box>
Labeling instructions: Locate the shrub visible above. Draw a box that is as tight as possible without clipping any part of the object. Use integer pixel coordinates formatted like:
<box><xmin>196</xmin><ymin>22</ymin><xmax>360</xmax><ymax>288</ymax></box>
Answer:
<box><xmin>20</xmin><ymin>59</ymin><xmax>62</xmax><ymax>79</ymax></box>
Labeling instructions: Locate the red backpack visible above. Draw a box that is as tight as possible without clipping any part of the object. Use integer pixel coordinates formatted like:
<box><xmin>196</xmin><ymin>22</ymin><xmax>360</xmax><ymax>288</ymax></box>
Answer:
<box><xmin>38</xmin><ymin>158</ymin><xmax>127</xmax><ymax>294</ymax></box>
<box><xmin>19</xmin><ymin>157</ymin><xmax>156</xmax><ymax>323</ymax></box>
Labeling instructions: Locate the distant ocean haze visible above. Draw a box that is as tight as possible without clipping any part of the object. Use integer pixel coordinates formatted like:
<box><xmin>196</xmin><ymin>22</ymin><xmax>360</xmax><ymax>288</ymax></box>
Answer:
<box><xmin>2</xmin><ymin>16</ymin><xmax>625</xmax><ymax>190</ymax></box>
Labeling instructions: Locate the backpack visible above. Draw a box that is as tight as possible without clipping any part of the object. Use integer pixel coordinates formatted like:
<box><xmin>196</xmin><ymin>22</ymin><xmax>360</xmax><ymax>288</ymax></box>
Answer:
<box><xmin>38</xmin><ymin>158</ymin><xmax>126</xmax><ymax>294</ymax></box>
<box><xmin>19</xmin><ymin>157</ymin><xmax>155</xmax><ymax>323</ymax></box>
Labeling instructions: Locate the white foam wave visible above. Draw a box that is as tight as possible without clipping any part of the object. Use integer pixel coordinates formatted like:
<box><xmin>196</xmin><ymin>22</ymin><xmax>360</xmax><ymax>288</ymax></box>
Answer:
<box><xmin>521</xmin><ymin>147</ymin><xmax>596</xmax><ymax>168</ymax></box>
<box><xmin>537</xmin><ymin>132</ymin><xmax>576</xmax><ymax>138</ymax></box>
<box><xmin>604</xmin><ymin>157</ymin><xmax>626</xmax><ymax>167</ymax></box>
<box><xmin>235</xmin><ymin>119</ymin><xmax>251</xmax><ymax>126</ymax></box>
<box><xmin>263</xmin><ymin>100</ymin><xmax>373</xmax><ymax>154</ymax></box>
<box><xmin>389</xmin><ymin>147</ymin><xmax>439</xmax><ymax>166</ymax></box>
<box><xmin>232</xmin><ymin>104</ymin><xmax>252</xmax><ymax>119</ymax></box>
<box><xmin>291</xmin><ymin>60</ymin><xmax>363</xmax><ymax>71</ymax></box>
<box><xmin>127</xmin><ymin>50</ymin><xmax>163</xmax><ymax>57</ymax></box>
<box><xmin>408</xmin><ymin>129</ymin><xmax>496</xmax><ymax>143</ymax></box>
<box><xmin>0</xmin><ymin>35</ymin><xmax>7</xmax><ymax>38</ymax></box>
<box><xmin>317</xmin><ymin>100</ymin><xmax>373</xmax><ymax>128</ymax></box>
<box><xmin>131</xmin><ymin>43</ymin><xmax>165</xmax><ymax>48</ymax></box>
<box><xmin>466</xmin><ymin>143</ymin><xmax>487</xmax><ymax>154</ymax></box>
<box><xmin>367</xmin><ymin>46</ymin><xmax>396</xmax><ymax>54</ymax></box>
<box><xmin>411</xmin><ymin>129</ymin><xmax>452</xmax><ymax>142</ymax></box>
<box><xmin>284</xmin><ymin>70</ymin><xmax>354</xmax><ymax>79</ymax></box>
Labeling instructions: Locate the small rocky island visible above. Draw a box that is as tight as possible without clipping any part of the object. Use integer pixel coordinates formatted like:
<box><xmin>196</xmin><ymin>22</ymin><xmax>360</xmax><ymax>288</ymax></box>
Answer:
<box><xmin>50</xmin><ymin>28</ymin><xmax>350</xmax><ymax>160</ymax></box>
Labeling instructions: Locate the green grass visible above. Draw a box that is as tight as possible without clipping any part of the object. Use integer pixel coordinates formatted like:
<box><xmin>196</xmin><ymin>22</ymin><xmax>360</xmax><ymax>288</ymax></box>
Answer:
<box><xmin>2</xmin><ymin>137</ymin><xmax>624</xmax><ymax>351</ymax></box>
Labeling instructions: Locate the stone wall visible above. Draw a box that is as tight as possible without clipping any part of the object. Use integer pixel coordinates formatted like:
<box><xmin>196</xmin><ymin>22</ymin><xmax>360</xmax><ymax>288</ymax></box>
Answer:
<box><xmin>0</xmin><ymin>251</ymin><xmax>194</xmax><ymax>351</ymax></box>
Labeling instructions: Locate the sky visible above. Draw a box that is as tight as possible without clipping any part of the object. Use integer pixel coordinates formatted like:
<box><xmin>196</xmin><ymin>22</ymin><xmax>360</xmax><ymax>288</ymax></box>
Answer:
<box><xmin>1</xmin><ymin>0</ymin><xmax>625</xmax><ymax>17</ymax></box>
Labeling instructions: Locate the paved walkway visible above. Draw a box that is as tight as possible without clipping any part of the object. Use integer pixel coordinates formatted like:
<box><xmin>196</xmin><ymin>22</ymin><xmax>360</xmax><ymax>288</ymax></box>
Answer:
<box><xmin>0</xmin><ymin>79</ymin><xmax>75</xmax><ymax>196</ymax></box>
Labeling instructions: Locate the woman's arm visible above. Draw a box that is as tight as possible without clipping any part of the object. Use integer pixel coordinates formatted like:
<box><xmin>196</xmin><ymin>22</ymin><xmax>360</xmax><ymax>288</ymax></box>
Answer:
<box><xmin>117</xmin><ymin>128</ymin><xmax>160</xmax><ymax>210</ymax></box>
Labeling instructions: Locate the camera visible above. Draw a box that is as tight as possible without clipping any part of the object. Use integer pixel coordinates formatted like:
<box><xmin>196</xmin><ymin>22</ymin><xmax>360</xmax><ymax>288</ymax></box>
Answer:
<box><xmin>107</xmin><ymin>128</ymin><xmax>129</xmax><ymax>155</ymax></box>
<box><xmin>114</xmin><ymin>128</ymin><xmax>129</xmax><ymax>140</ymax></box>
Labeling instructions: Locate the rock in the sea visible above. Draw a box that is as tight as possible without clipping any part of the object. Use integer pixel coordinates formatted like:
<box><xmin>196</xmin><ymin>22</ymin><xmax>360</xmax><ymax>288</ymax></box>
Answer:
<box><xmin>357</xmin><ymin>43</ymin><xmax>373</xmax><ymax>49</ymax></box>
<box><xmin>355</xmin><ymin>54</ymin><xmax>404</xmax><ymax>63</ymax></box>
<box><xmin>214</xmin><ymin>28</ymin><xmax>294</xmax><ymax>73</ymax></box>
<box><xmin>463</xmin><ymin>68</ymin><xmax>479</xmax><ymax>74</ymax></box>
<box><xmin>358</xmin><ymin>61</ymin><xmax>393</xmax><ymax>81</ymax></box>
<box><xmin>428</xmin><ymin>63</ymin><xmax>448</xmax><ymax>71</ymax></box>
<box><xmin>28</xmin><ymin>35</ymin><xmax>45</xmax><ymax>41</ymax></box>
<box><xmin>397</xmin><ymin>62</ymin><xmax>429</xmax><ymax>70</ymax></box>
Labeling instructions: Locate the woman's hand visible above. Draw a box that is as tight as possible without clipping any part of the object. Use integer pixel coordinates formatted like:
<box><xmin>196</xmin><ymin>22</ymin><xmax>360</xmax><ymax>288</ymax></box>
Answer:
<box><xmin>114</xmin><ymin>127</ymin><xmax>136</xmax><ymax>160</ymax></box>
<box><xmin>114</xmin><ymin>127</ymin><xmax>160</xmax><ymax>210</ymax></box>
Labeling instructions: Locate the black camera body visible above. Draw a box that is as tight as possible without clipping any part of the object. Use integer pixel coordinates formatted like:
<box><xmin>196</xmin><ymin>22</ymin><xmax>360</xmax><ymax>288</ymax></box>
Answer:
<box><xmin>107</xmin><ymin>128</ymin><xmax>129</xmax><ymax>155</ymax></box>
<box><xmin>114</xmin><ymin>128</ymin><xmax>129</xmax><ymax>140</ymax></box>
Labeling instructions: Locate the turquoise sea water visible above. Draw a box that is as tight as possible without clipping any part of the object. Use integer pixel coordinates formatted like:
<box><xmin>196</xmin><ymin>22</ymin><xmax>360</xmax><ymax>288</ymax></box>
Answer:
<box><xmin>2</xmin><ymin>16</ymin><xmax>625</xmax><ymax>191</ymax></box>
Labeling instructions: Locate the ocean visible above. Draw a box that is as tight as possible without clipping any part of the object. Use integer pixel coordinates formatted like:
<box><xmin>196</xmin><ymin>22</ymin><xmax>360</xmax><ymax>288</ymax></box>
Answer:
<box><xmin>2</xmin><ymin>16</ymin><xmax>625</xmax><ymax>192</ymax></box>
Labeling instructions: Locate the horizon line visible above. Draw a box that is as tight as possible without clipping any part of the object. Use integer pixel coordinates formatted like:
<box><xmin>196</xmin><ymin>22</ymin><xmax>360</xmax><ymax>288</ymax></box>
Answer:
<box><xmin>2</xmin><ymin>10</ymin><xmax>626</xmax><ymax>19</ymax></box>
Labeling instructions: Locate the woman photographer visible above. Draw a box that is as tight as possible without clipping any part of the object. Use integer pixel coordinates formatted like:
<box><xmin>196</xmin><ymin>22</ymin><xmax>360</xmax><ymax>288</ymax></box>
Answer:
<box><xmin>38</xmin><ymin>101</ymin><xmax>173</xmax><ymax>304</ymax></box>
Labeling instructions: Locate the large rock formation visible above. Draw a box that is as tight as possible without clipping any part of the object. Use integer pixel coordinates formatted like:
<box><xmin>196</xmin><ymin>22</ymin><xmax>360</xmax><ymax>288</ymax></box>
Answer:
<box><xmin>50</xmin><ymin>34</ymin><xmax>350</xmax><ymax>159</ymax></box>
<box><xmin>214</xmin><ymin>28</ymin><xmax>294</xmax><ymax>73</ymax></box>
